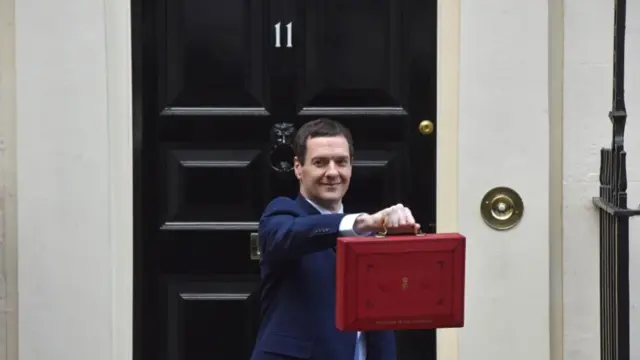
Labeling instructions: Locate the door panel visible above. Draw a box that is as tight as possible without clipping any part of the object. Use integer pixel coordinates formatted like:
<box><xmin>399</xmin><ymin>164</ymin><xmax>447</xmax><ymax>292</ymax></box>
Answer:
<box><xmin>160</xmin><ymin>145</ymin><xmax>266</xmax><ymax>225</ymax></box>
<box><xmin>160</xmin><ymin>0</ymin><xmax>268</xmax><ymax>108</ymax></box>
<box><xmin>133</xmin><ymin>0</ymin><xmax>437</xmax><ymax>358</ymax></box>
<box><xmin>165</xmin><ymin>278</ymin><xmax>261</xmax><ymax>360</ymax></box>
<box><xmin>293</xmin><ymin>0</ymin><xmax>413</xmax><ymax>109</ymax></box>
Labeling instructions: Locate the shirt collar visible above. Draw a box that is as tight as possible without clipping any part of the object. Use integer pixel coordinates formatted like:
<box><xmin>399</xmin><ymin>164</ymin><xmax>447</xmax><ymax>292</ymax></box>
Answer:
<box><xmin>305</xmin><ymin>197</ymin><xmax>344</xmax><ymax>214</ymax></box>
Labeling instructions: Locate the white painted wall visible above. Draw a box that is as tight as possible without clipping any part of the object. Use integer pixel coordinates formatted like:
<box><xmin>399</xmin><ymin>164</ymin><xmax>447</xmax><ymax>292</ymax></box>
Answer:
<box><xmin>1</xmin><ymin>0</ymin><xmax>639</xmax><ymax>359</ymax></box>
<box><xmin>12</xmin><ymin>0</ymin><xmax>133</xmax><ymax>359</ymax></box>
<box><xmin>457</xmin><ymin>0</ymin><xmax>551</xmax><ymax>359</ymax></box>
<box><xmin>0</xmin><ymin>0</ymin><xmax>18</xmax><ymax>358</ymax></box>
<box><xmin>562</xmin><ymin>0</ymin><xmax>640</xmax><ymax>359</ymax></box>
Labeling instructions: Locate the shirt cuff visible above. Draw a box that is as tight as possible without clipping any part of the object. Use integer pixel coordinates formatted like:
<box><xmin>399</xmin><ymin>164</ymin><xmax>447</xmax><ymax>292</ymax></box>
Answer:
<box><xmin>339</xmin><ymin>213</ymin><xmax>369</xmax><ymax>237</ymax></box>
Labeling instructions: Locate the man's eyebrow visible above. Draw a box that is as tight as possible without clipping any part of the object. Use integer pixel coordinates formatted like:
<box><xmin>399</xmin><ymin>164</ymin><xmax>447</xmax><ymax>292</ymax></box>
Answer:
<box><xmin>311</xmin><ymin>155</ymin><xmax>349</xmax><ymax>160</ymax></box>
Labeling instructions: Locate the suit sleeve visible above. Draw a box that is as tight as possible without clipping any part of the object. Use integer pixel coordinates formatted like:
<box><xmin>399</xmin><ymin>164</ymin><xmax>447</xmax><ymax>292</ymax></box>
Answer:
<box><xmin>258</xmin><ymin>197</ymin><xmax>346</xmax><ymax>262</ymax></box>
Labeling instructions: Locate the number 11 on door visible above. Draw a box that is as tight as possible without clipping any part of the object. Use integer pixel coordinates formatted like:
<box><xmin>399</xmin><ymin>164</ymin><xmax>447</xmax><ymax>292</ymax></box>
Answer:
<box><xmin>274</xmin><ymin>22</ymin><xmax>293</xmax><ymax>48</ymax></box>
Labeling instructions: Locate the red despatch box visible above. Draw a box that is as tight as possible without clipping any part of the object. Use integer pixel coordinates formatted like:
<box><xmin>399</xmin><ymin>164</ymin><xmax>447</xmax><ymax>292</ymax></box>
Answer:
<box><xmin>335</xmin><ymin>233</ymin><xmax>466</xmax><ymax>331</ymax></box>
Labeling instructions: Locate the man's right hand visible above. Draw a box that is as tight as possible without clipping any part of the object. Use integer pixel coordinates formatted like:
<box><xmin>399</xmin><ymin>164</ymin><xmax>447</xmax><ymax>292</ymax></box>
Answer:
<box><xmin>354</xmin><ymin>204</ymin><xmax>420</xmax><ymax>234</ymax></box>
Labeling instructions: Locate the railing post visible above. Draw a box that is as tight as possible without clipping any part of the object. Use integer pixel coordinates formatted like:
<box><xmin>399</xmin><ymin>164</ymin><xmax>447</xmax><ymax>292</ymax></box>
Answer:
<box><xmin>592</xmin><ymin>0</ymin><xmax>640</xmax><ymax>358</ymax></box>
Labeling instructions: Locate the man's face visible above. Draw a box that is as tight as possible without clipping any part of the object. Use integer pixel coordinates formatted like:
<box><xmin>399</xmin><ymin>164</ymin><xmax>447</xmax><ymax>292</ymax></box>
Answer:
<box><xmin>294</xmin><ymin>135</ymin><xmax>352</xmax><ymax>208</ymax></box>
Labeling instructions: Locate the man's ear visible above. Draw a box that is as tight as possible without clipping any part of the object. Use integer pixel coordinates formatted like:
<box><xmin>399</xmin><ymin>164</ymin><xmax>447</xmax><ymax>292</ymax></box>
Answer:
<box><xmin>293</xmin><ymin>157</ymin><xmax>302</xmax><ymax>180</ymax></box>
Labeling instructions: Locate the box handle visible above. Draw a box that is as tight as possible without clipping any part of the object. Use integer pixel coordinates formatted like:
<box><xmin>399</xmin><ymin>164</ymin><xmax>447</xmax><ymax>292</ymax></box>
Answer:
<box><xmin>375</xmin><ymin>217</ymin><xmax>426</xmax><ymax>238</ymax></box>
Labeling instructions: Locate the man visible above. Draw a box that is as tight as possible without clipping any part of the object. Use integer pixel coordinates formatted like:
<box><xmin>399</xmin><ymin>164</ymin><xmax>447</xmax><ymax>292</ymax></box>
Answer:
<box><xmin>250</xmin><ymin>118</ymin><xmax>419</xmax><ymax>360</ymax></box>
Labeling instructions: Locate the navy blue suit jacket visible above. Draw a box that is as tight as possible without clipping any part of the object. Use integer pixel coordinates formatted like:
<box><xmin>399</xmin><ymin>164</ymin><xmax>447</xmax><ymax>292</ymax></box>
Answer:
<box><xmin>250</xmin><ymin>195</ymin><xmax>396</xmax><ymax>360</ymax></box>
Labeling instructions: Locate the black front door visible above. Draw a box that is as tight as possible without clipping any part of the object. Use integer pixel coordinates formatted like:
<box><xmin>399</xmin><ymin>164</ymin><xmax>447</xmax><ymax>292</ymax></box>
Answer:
<box><xmin>132</xmin><ymin>0</ymin><xmax>437</xmax><ymax>359</ymax></box>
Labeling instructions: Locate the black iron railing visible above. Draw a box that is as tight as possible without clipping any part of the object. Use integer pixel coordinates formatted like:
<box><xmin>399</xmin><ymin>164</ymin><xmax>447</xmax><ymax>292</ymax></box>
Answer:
<box><xmin>592</xmin><ymin>0</ymin><xmax>640</xmax><ymax>358</ymax></box>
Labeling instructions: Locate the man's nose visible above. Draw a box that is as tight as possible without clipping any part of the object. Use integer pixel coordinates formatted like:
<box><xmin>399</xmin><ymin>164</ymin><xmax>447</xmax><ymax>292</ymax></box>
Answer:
<box><xmin>326</xmin><ymin>161</ymin><xmax>339</xmax><ymax>176</ymax></box>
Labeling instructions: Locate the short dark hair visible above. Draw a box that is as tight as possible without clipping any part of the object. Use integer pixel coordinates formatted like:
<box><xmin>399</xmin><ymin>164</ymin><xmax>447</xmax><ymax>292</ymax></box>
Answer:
<box><xmin>293</xmin><ymin>118</ymin><xmax>354</xmax><ymax>165</ymax></box>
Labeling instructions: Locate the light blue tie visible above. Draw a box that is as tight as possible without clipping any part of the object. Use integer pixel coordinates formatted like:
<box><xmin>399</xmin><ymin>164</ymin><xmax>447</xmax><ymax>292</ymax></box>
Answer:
<box><xmin>354</xmin><ymin>331</ymin><xmax>366</xmax><ymax>360</ymax></box>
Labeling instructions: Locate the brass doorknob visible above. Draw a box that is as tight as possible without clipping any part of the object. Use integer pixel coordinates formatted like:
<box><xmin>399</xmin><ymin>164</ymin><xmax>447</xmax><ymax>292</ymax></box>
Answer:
<box><xmin>418</xmin><ymin>120</ymin><xmax>434</xmax><ymax>135</ymax></box>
